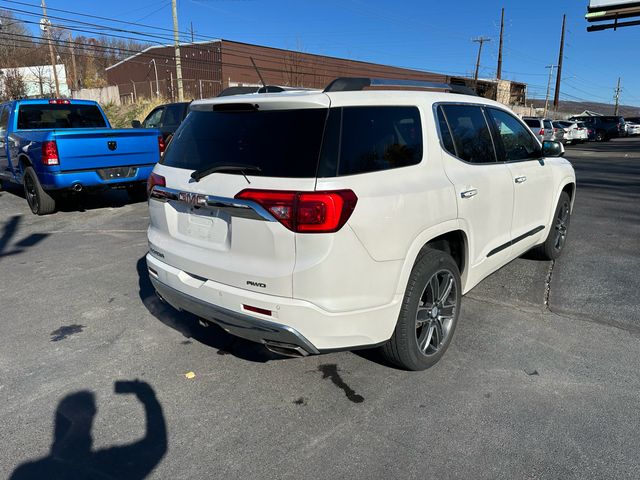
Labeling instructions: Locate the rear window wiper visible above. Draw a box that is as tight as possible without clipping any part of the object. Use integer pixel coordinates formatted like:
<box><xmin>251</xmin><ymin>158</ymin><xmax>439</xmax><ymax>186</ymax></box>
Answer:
<box><xmin>190</xmin><ymin>164</ymin><xmax>262</xmax><ymax>183</ymax></box>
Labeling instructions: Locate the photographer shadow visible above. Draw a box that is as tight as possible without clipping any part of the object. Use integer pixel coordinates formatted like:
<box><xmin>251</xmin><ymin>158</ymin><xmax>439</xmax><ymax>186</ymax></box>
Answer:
<box><xmin>10</xmin><ymin>380</ymin><xmax>167</xmax><ymax>480</ymax></box>
<box><xmin>137</xmin><ymin>256</ymin><xmax>281</xmax><ymax>363</ymax></box>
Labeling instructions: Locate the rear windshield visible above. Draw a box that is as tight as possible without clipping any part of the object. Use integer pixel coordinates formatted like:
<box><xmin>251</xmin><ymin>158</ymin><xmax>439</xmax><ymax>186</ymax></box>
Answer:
<box><xmin>524</xmin><ymin>118</ymin><xmax>540</xmax><ymax>128</ymax></box>
<box><xmin>17</xmin><ymin>104</ymin><xmax>106</xmax><ymax>129</ymax></box>
<box><xmin>162</xmin><ymin>105</ymin><xmax>424</xmax><ymax>178</ymax></box>
<box><xmin>161</xmin><ymin>109</ymin><xmax>327</xmax><ymax>178</ymax></box>
<box><xmin>601</xmin><ymin>116</ymin><xmax>623</xmax><ymax>123</ymax></box>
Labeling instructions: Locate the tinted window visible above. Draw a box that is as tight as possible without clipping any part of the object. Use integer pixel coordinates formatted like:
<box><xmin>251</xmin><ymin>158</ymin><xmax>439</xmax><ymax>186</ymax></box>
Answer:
<box><xmin>17</xmin><ymin>104</ymin><xmax>106</xmax><ymax>129</ymax></box>
<box><xmin>336</xmin><ymin>106</ymin><xmax>422</xmax><ymax>176</ymax></box>
<box><xmin>0</xmin><ymin>106</ymin><xmax>8</xmax><ymax>131</ymax></box>
<box><xmin>543</xmin><ymin>120</ymin><xmax>553</xmax><ymax>129</ymax></box>
<box><xmin>161</xmin><ymin>108</ymin><xmax>327</xmax><ymax>178</ymax></box>
<box><xmin>441</xmin><ymin>104</ymin><xmax>496</xmax><ymax>164</ymax></box>
<box><xmin>437</xmin><ymin>106</ymin><xmax>455</xmax><ymax>155</ymax></box>
<box><xmin>143</xmin><ymin>108</ymin><xmax>163</xmax><ymax>128</ymax></box>
<box><xmin>524</xmin><ymin>118</ymin><xmax>540</xmax><ymax>128</ymax></box>
<box><xmin>162</xmin><ymin>104</ymin><xmax>184</xmax><ymax>128</ymax></box>
<box><xmin>488</xmin><ymin>108</ymin><xmax>540</xmax><ymax>161</ymax></box>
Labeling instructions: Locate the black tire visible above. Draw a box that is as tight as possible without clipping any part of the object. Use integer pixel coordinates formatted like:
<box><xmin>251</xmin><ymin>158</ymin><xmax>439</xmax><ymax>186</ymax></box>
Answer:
<box><xmin>382</xmin><ymin>249</ymin><xmax>462</xmax><ymax>371</ymax></box>
<box><xmin>530</xmin><ymin>192</ymin><xmax>571</xmax><ymax>261</ymax></box>
<box><xmin>23</xmin><ymin>166</ymin><xmax>56</xmax><ymax>215</ymax></box>
<box><xmin>595</xmin><ymin>131</ymin><xmax>606</xmax><ymax>142</ymax></box>
<box><xmin>127</xmin><ymin>184</ymin><xmax>148</xmax><ymax>203</ymax></box>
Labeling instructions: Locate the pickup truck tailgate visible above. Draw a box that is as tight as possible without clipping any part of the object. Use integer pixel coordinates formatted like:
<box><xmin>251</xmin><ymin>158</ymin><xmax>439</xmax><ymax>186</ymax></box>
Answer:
<box><xmin>54</xmin><ymin>129</ymin><xmax>160</xmax><ymax>171</ymax></box>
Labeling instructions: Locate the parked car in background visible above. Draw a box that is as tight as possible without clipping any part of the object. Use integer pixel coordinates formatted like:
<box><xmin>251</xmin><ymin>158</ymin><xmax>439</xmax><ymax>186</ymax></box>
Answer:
<box><xmin>624</xmin><ymin>116</ymin><xmax>640</xmax><ymax>125</ymax></box>
<box><xmin>626</xmin><ymin>122</ymin><xmax>640</xmax><ymax>136</ymax></box>
<box><xmin>0</xmin><ymin>99</ymin><xmax>163</xmax><ymax>215</ymax></box>
<box><xmin>523</xmin><ymin>117</ymin><xmax>554</xmax><ymax>143</ymax></box>
<box><xmin>553</xmin><ymin>121</ymin><xmax>588</xmax><ymax>145</ymax></box>
<box><xmin>568</xmin><ymin>115</ymin><xmax>625</xmax><ymax>141</ymax></box>
<box><xmin>551</xmin><ymin>123</ymin><xmax>565</xmax><ymax>144</ymax></box>
<box><xmin>145</xmin><ymin>78</ymin><xmax>576</xmax><ymax>371</ymax></box>
<box><xmin>132</xmin><ymin>102</ymin><xmax>190</xmax><ymax>142</ymax></box>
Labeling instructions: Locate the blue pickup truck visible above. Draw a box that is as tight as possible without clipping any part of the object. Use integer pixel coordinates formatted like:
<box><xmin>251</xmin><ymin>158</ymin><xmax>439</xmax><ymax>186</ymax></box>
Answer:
<box><xmin>0</xmin><ymin>99</ymin><xmax>163</xmax><ymax>215</ymax></box>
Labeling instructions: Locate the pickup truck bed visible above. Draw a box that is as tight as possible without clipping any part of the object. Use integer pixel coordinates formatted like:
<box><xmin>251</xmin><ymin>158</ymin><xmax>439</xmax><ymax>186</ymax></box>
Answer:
<box><xmin>0</xmin><ymin>99</ymin><xmax>162</xmax><ymax>215</ymax></box>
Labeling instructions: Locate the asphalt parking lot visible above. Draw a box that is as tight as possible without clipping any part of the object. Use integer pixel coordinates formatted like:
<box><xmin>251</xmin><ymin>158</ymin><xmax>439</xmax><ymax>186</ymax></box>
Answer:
<box><xmin>1</xmin><ymin>137</ymin><xmax>639</xmax><ymax>479</ymax></box>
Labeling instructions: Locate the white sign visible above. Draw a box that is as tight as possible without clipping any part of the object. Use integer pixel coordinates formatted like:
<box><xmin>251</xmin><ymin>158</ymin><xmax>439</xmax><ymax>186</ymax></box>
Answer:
<box><xmin>590</xmin><ymin>0</ymin><xmax>639</xmax><ymax>9</ymax></box>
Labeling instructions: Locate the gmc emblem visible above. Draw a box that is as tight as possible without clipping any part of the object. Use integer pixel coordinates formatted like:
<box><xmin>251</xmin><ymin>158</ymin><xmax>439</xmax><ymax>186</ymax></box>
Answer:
<box><xmin>107</xmin><ymin>140</ymin><xmax>117</xmax><ymax>151</ymax></box>
<box><xmin>179</xmin><ymin>191</ymin><xmax>207</xmax><ymax>207</ymax></box>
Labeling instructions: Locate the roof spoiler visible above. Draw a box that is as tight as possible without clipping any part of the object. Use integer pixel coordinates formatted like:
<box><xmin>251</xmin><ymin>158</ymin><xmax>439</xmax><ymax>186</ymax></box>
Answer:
<box><xmin>217</xmin><ymin>85</ymin><xmax>318</xmax><ymax>97</ymax></box>
<box><xmin>323</xmin><ymin>77</ymin><xmax>478</xmax><ymax>96</ymax></box>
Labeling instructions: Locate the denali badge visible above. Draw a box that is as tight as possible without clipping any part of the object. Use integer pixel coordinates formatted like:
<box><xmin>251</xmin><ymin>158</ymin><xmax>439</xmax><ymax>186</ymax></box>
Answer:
<box><xmin>247</xmin><ymin>281</ymin><xmax>267</xmax><ymax>288</ymax></box>
<box><xmin>179</xmin><ymin>191</ymin><xmax>207</xmax><ymax>207</ymax></box>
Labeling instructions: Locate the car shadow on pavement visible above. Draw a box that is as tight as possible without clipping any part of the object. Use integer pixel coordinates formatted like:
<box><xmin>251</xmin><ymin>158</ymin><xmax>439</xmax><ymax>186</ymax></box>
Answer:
<box><xmin>136</xmin><ymin>256</ymin><xmax>282</xmax><ymax>363</ymax></box>
<box><xmin>2</xmin><ymin>182</ymin><xmax>146</xmax><ymax>213</ymax></box>
<box><xmin>9</xmin><ymin>380</ymin><xmax>167</xmax><ymax>480</ymax></box>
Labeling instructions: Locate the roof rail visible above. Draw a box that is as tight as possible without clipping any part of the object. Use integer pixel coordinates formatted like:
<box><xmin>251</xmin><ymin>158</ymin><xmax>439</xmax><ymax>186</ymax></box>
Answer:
<box><xmin>323</xmin><ymin>77</ymin><xmax>477</xmax><ymax>96</ymax></box>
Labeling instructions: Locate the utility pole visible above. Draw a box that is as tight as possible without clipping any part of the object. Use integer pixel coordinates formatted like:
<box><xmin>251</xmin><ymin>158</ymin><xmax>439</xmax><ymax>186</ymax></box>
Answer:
<box><xmin>496</xmin><ymin>8</ymin><xmax>505</xmax><ymax>80</ymax></box>
<box><xmin>473</xmin><ymin>37</ymin><xmax>491</xmax><ymax>83</ymax></box>
<box><xmin>68</xmin><ymin>32</ymin><xmax>78</xmax><ymax>91</ymax></box>
<box><xmin>41</xmin><ymin>0</ymin><xmax>60</xmax><ymax>97</ymax></box>
<box><xmin>190</xmin><ymin>21</ymin><xmax>194</xmax><ymax>43</ymax></box>
<box><xmin>614</xmin><ymin>77</ymin><xmax>621</xmax><ymax>115</ymax></box>
<box><xmin>171</xmin><ymin>0</ymin><xmax>184</xmax><ymax>102</ymax></box>
<box><xmin>544</xmin><ymin>65</ymin><xmax>557</xmax><ymax>118</ymax></box>
<box><xmin>553</xmin><ymin>14</ymin><xmax>566</xmax><ymax>110</ymax></box>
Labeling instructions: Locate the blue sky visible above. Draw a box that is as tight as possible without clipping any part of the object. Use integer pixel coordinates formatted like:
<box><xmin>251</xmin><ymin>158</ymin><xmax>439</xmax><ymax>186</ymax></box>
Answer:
<box><xmin>20</xmin><ymin>0</ymin><xmax>640</xmax><ymax>106</ymax></box>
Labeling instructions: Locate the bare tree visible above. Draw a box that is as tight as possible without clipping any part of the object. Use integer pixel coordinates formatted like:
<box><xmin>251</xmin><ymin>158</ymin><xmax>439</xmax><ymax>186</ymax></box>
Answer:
<box><xmin>1</xmin><ymin>68</ymin><xmax>27</xmax><ymax>101</ymax></box>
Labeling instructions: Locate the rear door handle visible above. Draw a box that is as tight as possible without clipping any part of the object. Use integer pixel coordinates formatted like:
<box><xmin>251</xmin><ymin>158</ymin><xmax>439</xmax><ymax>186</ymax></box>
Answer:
<box><xmin>460</xmin><ymin>189</ymin><xmax>478</xmax><ymax>199</ymax></box>
<box><xmin>515</xmin><ymin>176</ymin><xmax>527</xmax><ymax>184</ymax></box>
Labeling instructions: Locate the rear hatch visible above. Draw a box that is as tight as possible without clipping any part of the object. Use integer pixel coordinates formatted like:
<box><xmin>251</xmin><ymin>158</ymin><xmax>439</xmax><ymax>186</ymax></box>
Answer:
<box><xmin>55</xmin><ymin>129</ymin><xmax>161</xmax><ymax>171</ymax></box>
<box><xmin>148</xmin><ymin>93</ymin><xmax>331</xmax><ymax>298</ymax></box>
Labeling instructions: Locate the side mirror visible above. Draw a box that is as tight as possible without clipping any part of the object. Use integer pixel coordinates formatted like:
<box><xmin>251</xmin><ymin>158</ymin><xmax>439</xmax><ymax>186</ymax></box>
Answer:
<box><xmin>131</xmin><ymin>120</ymin><xmax>142</xmax><ymax>128</ymax></box>
<box><xmin>542</xmin><ymin>140</ymin><xmax>565</xmax><ymax>158</ymax></box>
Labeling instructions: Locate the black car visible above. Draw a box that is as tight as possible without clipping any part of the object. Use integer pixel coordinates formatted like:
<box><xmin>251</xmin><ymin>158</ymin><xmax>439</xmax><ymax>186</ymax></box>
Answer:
<box><xmin>568</xmin><ymin>115</ymin><xmax>625</xmax><ymax>142</ymax></box>
<box><xmin>132</xmin><ymin>102</ymin><xmax>190</xmax><ymax>141</ymax></box>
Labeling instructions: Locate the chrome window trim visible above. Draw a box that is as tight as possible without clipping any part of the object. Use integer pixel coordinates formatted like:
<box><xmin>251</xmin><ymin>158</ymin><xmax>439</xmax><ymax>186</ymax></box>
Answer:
<box><xmin>149</xmin><ymin>185</ymin><xmax>276</xmax><ymax>222</ymax></box>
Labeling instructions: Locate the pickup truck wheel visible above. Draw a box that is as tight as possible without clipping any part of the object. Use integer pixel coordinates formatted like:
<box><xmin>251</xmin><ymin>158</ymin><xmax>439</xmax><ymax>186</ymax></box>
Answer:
<box><xmin>382</xmin><ymin>249</ymin><xmax>461</xmax><ymax>371</ymax></box>
<box><xmin>595</xmin><ymin>131</ymin><xmax>606</xmax><ymax>142</ymax></box>
<box><xmin>531</xmin><ymin>192</ymin><xmax>571</xmax><ymax>261</ymax></box>
<box><xmin>23</xmin><ymin>166</ymin><xmax>56</xmax><ymax>215</ymax></box>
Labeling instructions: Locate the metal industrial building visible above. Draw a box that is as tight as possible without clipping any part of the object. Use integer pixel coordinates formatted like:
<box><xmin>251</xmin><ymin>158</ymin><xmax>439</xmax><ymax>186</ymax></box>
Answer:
<box><xmin>105</xmin><ymin>39</ymin><xmax>526</xmax><ymax>105</ymax></box>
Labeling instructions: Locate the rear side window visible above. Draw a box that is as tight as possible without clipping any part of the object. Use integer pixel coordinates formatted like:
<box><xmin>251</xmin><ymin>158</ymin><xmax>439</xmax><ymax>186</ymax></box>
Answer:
<box><xmin>17</xmin><ymin>104</ymin><xmax>106</xmax><ymax>129</ymax></box>
<box><xmin>524</xmin><ymin>118</ymin><xmax>540</xmax><ymax>128</ymax></box>
<box><xmin>487</xmin><ymin>108</ymin><xmax>540</xmax><ymax>161</ymax></box>
<box><xmin>162</xmin><ymin>104</ymin><xmax>184</xmax><ymax>128</ymax></box>
<box><xmin>161</xmin><ymin>108</ymin><xmax>327</xmax><ymax>178</ymax></box>
<box><xmin>543</xmin><ymin>120</ymin><xmax>553</xmax><ymax>130</ymax></box>
<box><xmin>333</xmin><ymin>106</ymin><xmax>423</xmax><ymax>176</ymax></box>
<box><xmin>440</xmin><ymin>104</ymin><xmax>496</xmax><ymax>164</ymax></box>
<box><xmin>0</xmin><ymin>106</ymin><xmax>8</xmax><ymax>131</ymax></box>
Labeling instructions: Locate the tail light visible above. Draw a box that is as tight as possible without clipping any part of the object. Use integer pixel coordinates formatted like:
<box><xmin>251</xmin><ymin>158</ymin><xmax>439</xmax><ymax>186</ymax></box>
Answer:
<box><xmin>539</xmin><ymin>129</ymin><xmax>545</xmax><ymax>136</ymax></box>
<box><xmin>157</xmin><ymin>135</ymin><xmax>166</xmax><ymax>154</ymax></box>
<box><xmin>236</xmin><ymin>189</ymin><xmax>358</xmax><ymax>233</ymax></box>
<box><xmin>147</xmin><ymin>172</ymin><xmax>166</xmax><ymax>194</ymax></box>
<box><xmin>41</xmin><ymin>140</ymin><xmax>59</xmax><ymax>166</ymax></box>
<box><xmin>48</xmin><ymin>99</ymin><xmax>70</xmax><ymax>105</ymax></box>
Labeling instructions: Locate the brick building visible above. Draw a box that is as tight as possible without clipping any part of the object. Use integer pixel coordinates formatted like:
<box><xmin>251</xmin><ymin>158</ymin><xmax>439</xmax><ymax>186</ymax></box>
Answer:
<box><xmin>105</xmin><ymin>39</ymin><xmax>526</xmax><ymax>105</ymax></box>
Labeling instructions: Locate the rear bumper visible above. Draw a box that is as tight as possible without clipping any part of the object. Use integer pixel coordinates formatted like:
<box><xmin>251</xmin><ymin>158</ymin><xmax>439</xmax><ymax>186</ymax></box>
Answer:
<box><xmin>39</xmin><ymin>164</ymin><xmax>155</xmax><ymax>190</ymax></box>
<box><xmin>146</xmin><ymin>253</ymin><xmax>401</xmax><ymax>352</ymax></box>
<box><xmin>151</xmin><ymin>276</ymin><xmax>320</xmax><ymax>355</ymax></box>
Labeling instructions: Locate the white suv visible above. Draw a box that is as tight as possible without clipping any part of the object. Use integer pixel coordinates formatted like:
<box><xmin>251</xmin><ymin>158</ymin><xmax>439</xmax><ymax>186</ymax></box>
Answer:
<box><xmin>146</xmin><ymin>78</ymin><xmax>576</xmax><ymax>371</ymax></box>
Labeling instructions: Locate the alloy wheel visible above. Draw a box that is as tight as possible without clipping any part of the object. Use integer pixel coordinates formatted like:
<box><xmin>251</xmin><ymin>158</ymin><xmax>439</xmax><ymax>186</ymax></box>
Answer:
<box><xmin>415</xmin><ymin>269</ymin><xmax>457</xmax><ymax>356</ymax></box>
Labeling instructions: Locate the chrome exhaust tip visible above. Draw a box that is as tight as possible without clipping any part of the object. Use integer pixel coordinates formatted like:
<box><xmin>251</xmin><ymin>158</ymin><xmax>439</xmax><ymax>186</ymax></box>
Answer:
<box><xmin>72</xmin><ymin>183</ymin><xmax>83</xmax><ymax>192</ymax></box>
<box><xmin>264</xmin><ymin>340</ymin><xmax>310</xmax><ymax>358</ymax></box>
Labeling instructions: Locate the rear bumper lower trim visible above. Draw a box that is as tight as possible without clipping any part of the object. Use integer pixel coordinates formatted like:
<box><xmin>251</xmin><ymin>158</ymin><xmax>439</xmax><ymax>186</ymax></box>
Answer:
<box><xmin>150</xmin><ymin>276</ymin><xmax>320</xmax><ymax>355</ymax></box>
